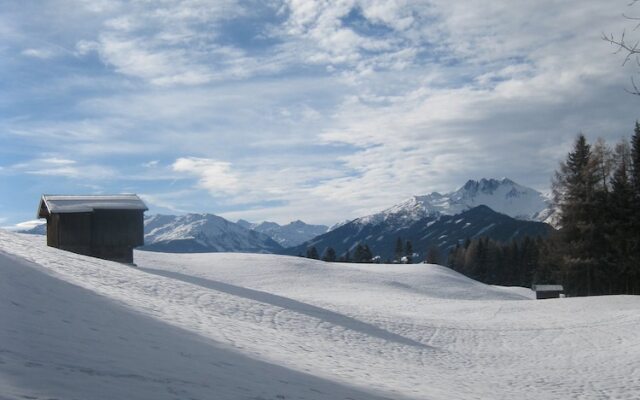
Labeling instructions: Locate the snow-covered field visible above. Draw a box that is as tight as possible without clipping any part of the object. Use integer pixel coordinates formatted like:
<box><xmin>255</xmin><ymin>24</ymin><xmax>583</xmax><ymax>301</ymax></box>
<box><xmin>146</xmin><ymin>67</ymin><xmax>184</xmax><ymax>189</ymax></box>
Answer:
<box><xmin>1</xmin><ymin>231</ymin><xmax>639</xmax><ymax>399</ymax></box>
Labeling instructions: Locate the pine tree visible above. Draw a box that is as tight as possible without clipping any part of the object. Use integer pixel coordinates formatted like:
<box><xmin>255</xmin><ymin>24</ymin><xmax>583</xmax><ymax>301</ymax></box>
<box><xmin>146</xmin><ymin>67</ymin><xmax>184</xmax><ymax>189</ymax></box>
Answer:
<box><xmin>592</xmin><ymin>138</ymin><xmax>615</xmax><ymax>194</ymax></box>
<box><xmin>591</xmin><ymin>139</ymin><xmax>618</xmax><ymax>294</ymax></box>
<box><xmin>405</xmin><ymin>240</ymin><xmax>413</xmax><ymax>264</ymax></box>
<box><xmin>447</xmin><ymin>243</ymin><xmax>465</xmax><ymax>271</ymax></box>
<box><xmin>426</xmin><ymin>245</ymin><xmax>440</xmax><ymax>265</ymax></box>
<box><xmin>363</xmin><ymin>245</ymin><xmax>373</xmax><ymax>263</ymax></box>
<box><xmin>630</xmin><ymin>122</ymin><xmax>640</xmax><ymax>293</ymax></box>
<box><xmin>322</xmin><ymin>247</ymin><xmax>337</xmax><ymax>262</ymax></box>
<box><xmin>306</xmin><ymin>246</ymin><xmax>319</xmax><ymax>260</ymax></box>
<box><xmin>631</xmin><ymin>122</ymin><xmax>640</xmax><ymax>195</ymax></box>
<box><xmin>552</xmin><ymin>134</ymin><xmax>600</xmax><ymax>295</ymax></box>
<box><xmin>353</xmin><ymin>243</ymin><xmax>367</xmax><ymax>263</ymax></box>
<box><xmin>608</xmin><ymin>148</ymin><xmax>635</xmax><ymax>293</ymax></box>
<box><xmin>394</xmin><ymin>237</ymin><xmax>404</xmax><ymax>262</ymax></box>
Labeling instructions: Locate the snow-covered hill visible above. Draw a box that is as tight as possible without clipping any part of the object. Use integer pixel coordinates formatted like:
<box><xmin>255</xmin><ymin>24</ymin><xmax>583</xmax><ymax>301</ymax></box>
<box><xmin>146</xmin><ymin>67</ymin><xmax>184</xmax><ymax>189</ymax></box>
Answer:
<box><xmin>1</xmin><ymin>231</ymin><xmax>638</xmax><ymax>400</ymax></box>
<box><xmin>238</xmin><ymin>219</ymin><xmax>328</xmax><ymax>247</ymax></box>
<box><xmin>360</xmin><ymin>178</ymin><xmax>553</xmax><ymax>227</ymax></box>
<box><xmin>143</xmin><ymin>213</ymin><xmax>283</xmax><ymax>253</ymax></box>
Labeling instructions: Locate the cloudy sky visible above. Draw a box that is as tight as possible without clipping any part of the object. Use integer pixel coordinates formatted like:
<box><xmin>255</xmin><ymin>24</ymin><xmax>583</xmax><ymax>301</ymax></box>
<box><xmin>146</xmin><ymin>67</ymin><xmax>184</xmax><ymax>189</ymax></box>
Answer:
<box><xmin>0</xmin><ymin>0</ymin><xmax>638</xmax><ymax>227</ymax></box>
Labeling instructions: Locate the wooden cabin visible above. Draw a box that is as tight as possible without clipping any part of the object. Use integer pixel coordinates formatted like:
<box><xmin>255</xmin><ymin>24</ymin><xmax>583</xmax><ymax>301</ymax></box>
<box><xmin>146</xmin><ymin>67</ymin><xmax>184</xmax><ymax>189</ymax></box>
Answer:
<box><xmin>532</xmin><ymin>284</ymin><xmax>564</xmax><ymax>299</ymax></box>
<box><xmin>37</xmin><ymin>194</ymin><xmax>147</xmax><ymax>263</ymax></box>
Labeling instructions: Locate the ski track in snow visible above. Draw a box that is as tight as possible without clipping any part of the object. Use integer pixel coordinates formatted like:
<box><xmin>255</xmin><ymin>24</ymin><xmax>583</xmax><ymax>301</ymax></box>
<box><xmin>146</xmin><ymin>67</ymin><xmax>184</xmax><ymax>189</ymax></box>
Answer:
<box><xmin>1</xmin><ymin>231</ymin><xmax>639</xmax><ymax>400</ymax></box>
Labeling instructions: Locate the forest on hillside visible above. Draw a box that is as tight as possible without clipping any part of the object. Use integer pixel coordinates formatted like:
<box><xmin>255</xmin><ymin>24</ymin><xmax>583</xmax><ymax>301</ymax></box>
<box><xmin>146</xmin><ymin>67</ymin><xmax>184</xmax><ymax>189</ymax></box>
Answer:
<box><xmin>448</xmin><ymin>124</ymin><xmax>640</xmax><ymax>296</ymax></box>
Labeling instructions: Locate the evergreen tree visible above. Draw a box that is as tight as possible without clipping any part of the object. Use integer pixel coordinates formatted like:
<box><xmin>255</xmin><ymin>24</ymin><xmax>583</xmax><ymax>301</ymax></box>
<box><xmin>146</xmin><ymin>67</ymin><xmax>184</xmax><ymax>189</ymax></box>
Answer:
<box><xmin>631</xmin><ymin>122</ymin><xmax>640</xmax><ymax>195</ymax></box>
<box><xmin>446</xmin><ymin>235</ymin><xmax>546</xmax><ymax>288</ymax></box>
<box><xmin>394</xmin><ymin>237</ymin><xmax>404</xmax><ymax>262</ymax></box>
<box><xmin>592</xmin><ymin>138</ymin><xmax>615</xmax><ymax>194</ymax></box>
<box><xmin>630</xmin><ymin>122</ymin><xmax>640</xmax><ymax>293</ymax></box>
<box><xmin>519</xmin><ymin>237</ymin><xmax>539</xmax><ymax>287</ymax></box>
<box><xmin>426</xmin><ymin>245</ymin><xmax>441</xmax><ymax>265</ymax></box>
<box><xmin>322</xmin><ymin>247</ymin><xmax>337</xmax><ymax>262</ymax></box>
<box><xmin>306</xmin><ymin>246</ymin><xmax>319</xmax><ymax>260</ymax></box>
<box><xmin>405</xmin><ymin>240</ymin><xmax>413</xmax><ymax>263</ymax></box>
<box><xmin>353</xmin><ymin>243</ymin><xmax>373</xmax><ymax>263</ymax></box>
<box><xmin>609</xmin><ymin>153</ymin><xmax>635</xmax><ymax>292</ymax></box>
<box><xmin>552</xmin><ymin>134</ymin><xmax>600</xmax><ymax>295</ymax></box>
<box><xmin>363</xmin><ymin>244</ymin><xmax>373</xmax><ymax>263</ymax></box>
<box><xmin>449</xmin><ymin>243</ymin><xmax>465</xmax><ymax>274</ymax></box>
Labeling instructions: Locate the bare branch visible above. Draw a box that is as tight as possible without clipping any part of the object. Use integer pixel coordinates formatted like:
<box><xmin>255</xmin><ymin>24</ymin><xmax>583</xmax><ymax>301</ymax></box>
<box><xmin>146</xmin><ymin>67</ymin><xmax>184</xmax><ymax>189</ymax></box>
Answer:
<box><xmin>625</xmin><ymin>76</ymin><xmax>640</xmax><ymax>95</ymax></box>
<box><xmin>603</xmin><ymin>2</ymin><xmax>640</xmax><ymax>95</ymax></box>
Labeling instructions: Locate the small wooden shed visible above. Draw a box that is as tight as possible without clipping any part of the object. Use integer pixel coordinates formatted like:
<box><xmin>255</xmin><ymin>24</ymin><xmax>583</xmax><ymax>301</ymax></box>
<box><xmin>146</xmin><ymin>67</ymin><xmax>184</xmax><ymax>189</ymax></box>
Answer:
<box><xmin>533</xmin><ymin>284</ymin><xmax>564</xmax><ymax>299</ymax></box>
<box><xmin>37</xmin><ymin>194</ymin><xmax>148</xmax><ymax>263</ymax></box>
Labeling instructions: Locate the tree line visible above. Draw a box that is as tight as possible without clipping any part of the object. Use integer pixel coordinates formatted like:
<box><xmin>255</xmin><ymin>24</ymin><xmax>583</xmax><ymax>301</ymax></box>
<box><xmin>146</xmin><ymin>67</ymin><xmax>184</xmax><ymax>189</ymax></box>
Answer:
<box><xmin>305</xmin><ymin>243</ymin><xmax>375</xmax><ymax>263</ymax></box>
<box><xmin>447</xmin><ymin>236</ymin><xmax>556</xmax><ymax>288</ymax></box>
<box><xmin>448</xmin><ymin>123</ymin><xmax>640</xmax><ymax>296</ymax></box>
<box><xmin>304</xmin><ymin>237</ymin><xmax>416</xmax><ymax>264</ymax></box>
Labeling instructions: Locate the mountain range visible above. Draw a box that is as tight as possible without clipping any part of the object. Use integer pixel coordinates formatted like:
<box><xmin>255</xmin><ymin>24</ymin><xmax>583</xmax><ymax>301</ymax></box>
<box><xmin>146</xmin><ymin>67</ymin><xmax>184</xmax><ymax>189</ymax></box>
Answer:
<box><xmin>357</xmin><ymin>178</ymin><xmax>554</xmax><ymax>226</ymax></box>
<box><xmin>236</xmin><ymin>219</ymin><xmax>328</xmax><ymax>247</ymax></box>
<box><xmin>286</xmin><ymin>178</ymin><xmax>555</xmax><ymax>260</ymax></box>
<box><xmin>142</xmin><ymin>214</ymin><xmax>284</xmax><ymax>253</ymax></box>
<box><xmin>20</xmin><ymin>214</ymin><xmax>327</xmax><ymax>253</ymax></box>
<box><xmin>285</xmin><ymin>205</ymin><xmax>552</xmax><ymax>261</ymax></box>
<box><xmin>18</xmin><ymin>178</ymin><xmax>555</xmax><ymax>259</ymax></box>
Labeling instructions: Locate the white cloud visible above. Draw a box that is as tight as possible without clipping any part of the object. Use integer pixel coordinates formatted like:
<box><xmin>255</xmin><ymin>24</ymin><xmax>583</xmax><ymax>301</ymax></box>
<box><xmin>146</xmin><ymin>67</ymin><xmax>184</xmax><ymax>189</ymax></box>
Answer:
<box><xmin>21</xmin><ymin>48</ymin><xmax>57</xmax><ymax>59</ymax></box>
<box><xmin>172</xmin><ymin>157</ymin><xmax>240</xmax><ymax>196</ymax></box>
<box><xmin>138</xmin><ymin>191</ymin><xmax>192</xmax><ymax>214</ymax></box>
<box><xmin>142</xmin><ymin>160</ymin><xmax>159</xmax><ymax>168</ymax></box>
<box><xmin>39</xmin><ymin>157</ymin><xmax>76</xmax><ymax>165</ymax></box>
<box><xmin>9</xmin><ymin>157</ymin><xmax>115</xmax><ymax>180</ymax></box>
<box><xmin>2</xmin><ymin>0</ymin><xmax>638</xmax><ymax>225</ymax></box>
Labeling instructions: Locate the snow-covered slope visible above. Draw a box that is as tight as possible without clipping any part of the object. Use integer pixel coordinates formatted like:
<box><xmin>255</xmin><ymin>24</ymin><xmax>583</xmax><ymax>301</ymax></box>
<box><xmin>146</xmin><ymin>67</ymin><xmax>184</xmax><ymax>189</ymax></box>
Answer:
<box><xmin>1</xmin><ymin>231</ymin><xmax>639</xmax><ymax>400</ymax></box>
<box><xmin>359</xmin><ymin>178</ymin><xmax>552</xmax><ymax>227</ymax></box>
<box><xmin>143</xmin><ymin>213</ymin><xmax>283</xmax><ymax>253</ymax></box>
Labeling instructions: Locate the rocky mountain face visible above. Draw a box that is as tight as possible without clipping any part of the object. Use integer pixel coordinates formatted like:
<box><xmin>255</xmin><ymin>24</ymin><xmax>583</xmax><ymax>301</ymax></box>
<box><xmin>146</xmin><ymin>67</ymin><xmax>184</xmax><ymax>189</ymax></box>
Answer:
<box><xmin>142</xmin><ymin>214</ymin><xmax>283</xmax><ymax>254</ymax></box>
<box><xmin>285</xmin><ymin>205</ymin><xmax>552</xmax><ymax>261</ymax></box>
<box><xmin>285</xmin><ymin>178</ymin><xmax>556</xmax><ymax>260</ymax></box>
<box><xmin>357</xmin><ymin>178</ymin><xmax>553</xmax><ymax>227</ymax></box>
<box><xmin>237</xmin><ymin>219</ymin><xmax>328</xmax><ymax>248</ymax></box>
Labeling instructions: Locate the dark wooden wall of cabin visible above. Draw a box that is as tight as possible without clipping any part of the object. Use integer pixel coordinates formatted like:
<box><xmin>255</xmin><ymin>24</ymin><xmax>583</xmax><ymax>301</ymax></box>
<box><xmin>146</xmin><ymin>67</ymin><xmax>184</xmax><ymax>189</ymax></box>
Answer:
<box><xmin>46</xmin><ymin>215</ymin><xmax>57</xmax><ymax>247</ymax></box>
<box><xmin>53</xmin><ymin>212</ymin><xmax>92</xmax><ymax>257</ymax></box>
<box><xmin>90</xmin><ymin>210</ymin><xmax>144</xmax><ymax>247</ymax></box>
<box><xmin>46</xmin><ymin>210</ymin><xmax>144</xmax><ymax>263</ymax></box>
<box><xmin>90</xmin><ymin>210</ymin><xmax>144</xmax><ymax>263</ymax></box>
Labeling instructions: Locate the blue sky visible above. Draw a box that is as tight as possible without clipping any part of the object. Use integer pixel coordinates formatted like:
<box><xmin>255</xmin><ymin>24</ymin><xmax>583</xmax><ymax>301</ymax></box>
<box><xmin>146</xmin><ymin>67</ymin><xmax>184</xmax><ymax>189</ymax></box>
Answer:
<box><xmin>1</xmin><ymin>0</ymin><xmax>638</xmax><ymax>227</ymax></box>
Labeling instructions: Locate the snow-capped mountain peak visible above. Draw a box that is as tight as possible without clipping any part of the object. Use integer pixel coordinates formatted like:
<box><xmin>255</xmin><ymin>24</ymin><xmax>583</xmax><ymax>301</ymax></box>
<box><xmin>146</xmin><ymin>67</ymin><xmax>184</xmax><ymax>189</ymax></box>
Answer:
<box><xmin>250</xmin><ymin>220</ymin><xmax>328</xmax><ymax>248</ymax></box>
<box><xmin>356</xmin><ymin>178</ymin><xmax>553</xmax><ymax>226</ymax></box>
<box><xmin>143</xmin><ymin>213</ymin><xmax>283</xmax><ymax>253</ymax></box>
<box><xmin>448</xmin><ymin>178</ymin><xmax>550</xmax><ymax>220</ymax></box>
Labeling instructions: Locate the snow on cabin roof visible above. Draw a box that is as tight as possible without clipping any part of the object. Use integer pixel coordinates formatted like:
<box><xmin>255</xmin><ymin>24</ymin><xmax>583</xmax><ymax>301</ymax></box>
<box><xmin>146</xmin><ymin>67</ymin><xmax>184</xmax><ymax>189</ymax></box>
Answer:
<box><xmin>533</xmin><ymin>284</ymin><xmax>564</xmax><ymax>292</ymax></box>
<box><xmin>38</xmin><ymin>194</ymin><xmax>148</xmax><ymax>217</ymax></box>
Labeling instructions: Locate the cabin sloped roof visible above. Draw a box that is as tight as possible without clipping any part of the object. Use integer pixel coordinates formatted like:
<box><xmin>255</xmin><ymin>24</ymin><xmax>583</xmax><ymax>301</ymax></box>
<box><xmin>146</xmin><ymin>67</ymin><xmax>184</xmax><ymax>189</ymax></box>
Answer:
<box><xmin>533</xmin><ymin>284</ymin><xmax>563</xmax><ymax>292</ymax></box>
<box><xmin>38</xmin><ymin>194</ymin><xmax>148</xmax><ymax>217</ymax></box>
